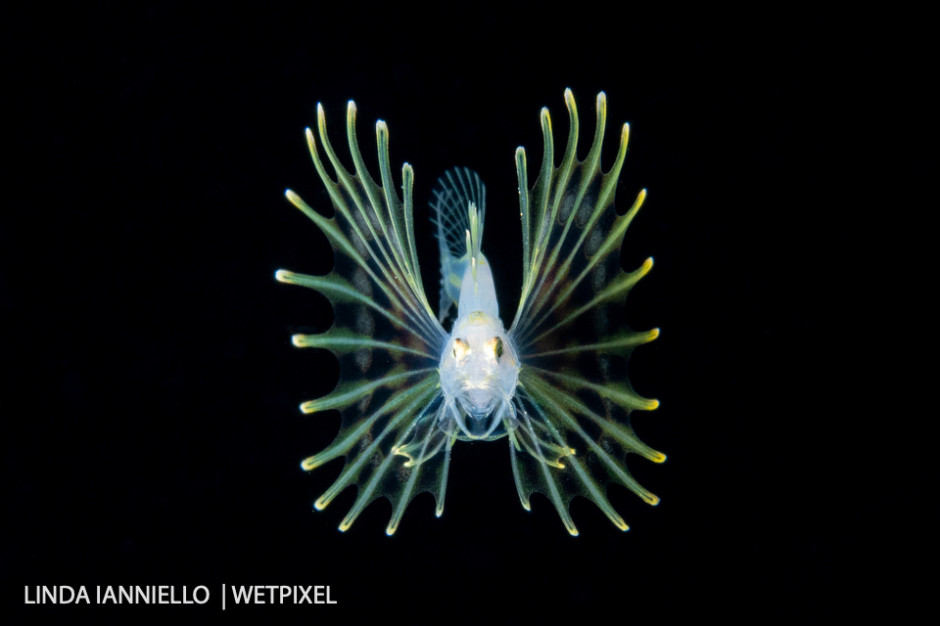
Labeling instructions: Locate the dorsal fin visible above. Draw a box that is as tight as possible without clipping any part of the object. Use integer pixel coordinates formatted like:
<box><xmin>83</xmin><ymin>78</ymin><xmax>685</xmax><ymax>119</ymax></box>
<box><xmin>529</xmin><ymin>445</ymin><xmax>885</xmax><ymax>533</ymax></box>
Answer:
<box><xmin>430</xmin><ymin>167</ymin><xmax>486</xmax><ymax>322</ymax></box>
<box><xmin>431</xmin><ymin>167</ymin><xmax>486</xmax><ymax>260</ymax></box>
<box><xmin>457</xmin><ymin>197</ymin><xmax>498</xmax><ymax>318</ymax></box>
<box><xmin>466</xmin><ymin>201</ymin><xmax>483</xmax><ymax>286</ymax></box>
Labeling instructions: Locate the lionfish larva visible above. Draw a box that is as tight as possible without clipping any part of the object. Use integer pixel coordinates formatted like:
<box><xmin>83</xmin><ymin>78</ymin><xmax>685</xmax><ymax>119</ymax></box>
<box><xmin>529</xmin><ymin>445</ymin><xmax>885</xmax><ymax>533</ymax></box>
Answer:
<box><xmin>276</xmin><ymin>89</ymin><xmax>664</xmax><ymax>535</ymax></box>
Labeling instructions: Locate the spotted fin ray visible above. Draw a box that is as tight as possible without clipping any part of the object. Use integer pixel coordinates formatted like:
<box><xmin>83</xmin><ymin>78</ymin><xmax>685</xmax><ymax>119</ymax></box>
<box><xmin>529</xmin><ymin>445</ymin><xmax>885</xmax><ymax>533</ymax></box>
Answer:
<box><xmin>276</xmin><ymin>102</ymin><xmax>453</xmax><ymax>535</ymax></box>
<box><xmin>505</xmin><ymin>90</ymin><xmax>664</xmax><ymax>535</ymax></box>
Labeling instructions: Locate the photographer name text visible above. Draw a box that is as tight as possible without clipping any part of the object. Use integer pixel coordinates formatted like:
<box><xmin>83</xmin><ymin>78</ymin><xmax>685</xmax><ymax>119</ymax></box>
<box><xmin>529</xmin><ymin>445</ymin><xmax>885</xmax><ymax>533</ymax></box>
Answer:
<box><xmin>24</xmin><ymin>584</ymin><xmax>337</xmax><ymax>607</ymax></box>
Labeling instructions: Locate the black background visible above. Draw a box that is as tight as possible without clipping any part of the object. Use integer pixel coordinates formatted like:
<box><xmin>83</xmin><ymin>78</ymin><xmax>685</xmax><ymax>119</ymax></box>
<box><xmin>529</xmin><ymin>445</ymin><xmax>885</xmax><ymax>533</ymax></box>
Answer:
<box><xmin>3</xmin><ymin>4</ymin><xmax>927</xmax><ymax>622</ymax></box>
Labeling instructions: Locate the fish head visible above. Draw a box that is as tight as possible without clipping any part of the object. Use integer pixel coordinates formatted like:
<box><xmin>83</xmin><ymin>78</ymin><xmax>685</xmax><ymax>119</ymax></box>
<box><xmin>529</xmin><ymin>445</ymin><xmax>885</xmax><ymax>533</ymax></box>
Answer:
<box><xmin>440</xmin><ymin>311</ymin><xmax>519</xmax><ymax>439</ymax></box>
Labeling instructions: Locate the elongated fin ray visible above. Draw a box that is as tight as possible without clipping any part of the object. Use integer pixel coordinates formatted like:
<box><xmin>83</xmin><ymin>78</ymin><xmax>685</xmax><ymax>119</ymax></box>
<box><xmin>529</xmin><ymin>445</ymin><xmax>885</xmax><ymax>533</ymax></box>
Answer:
<box><xmin>278</xmin><ymin>101</ymin><xmax>452</xmax><ymax>533</ymax></box>
<box><xmin>291</xmin><ymin>328</ymin><xmax>435</xmax><ymax>359</ymax></box>
<box><xmin>508</xmin><ymin>89</ymin><xmax>663</xmax><ymax>533</ymax></box>
<box><xmin>508</xmin><ymin>375</ymin><xmax>663</xmax><ymax>534</ymax></box>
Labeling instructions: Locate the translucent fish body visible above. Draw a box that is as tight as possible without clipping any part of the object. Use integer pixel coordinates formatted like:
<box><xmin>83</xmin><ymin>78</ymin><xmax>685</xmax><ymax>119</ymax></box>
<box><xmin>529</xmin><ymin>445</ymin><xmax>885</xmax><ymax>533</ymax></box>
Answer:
<box><xmin>277</xmin><ymin>89</ymin><xmax>664</xmax><ymax>535</ymax></box>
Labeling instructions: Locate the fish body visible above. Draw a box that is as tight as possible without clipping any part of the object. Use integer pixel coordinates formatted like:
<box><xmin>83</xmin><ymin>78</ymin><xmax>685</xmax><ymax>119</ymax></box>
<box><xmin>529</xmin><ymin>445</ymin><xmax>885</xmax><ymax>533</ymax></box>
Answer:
<box><xmin>277</xmin><ymin>90</ymin><xmax>663</xmax><ymax>535</ymax></box>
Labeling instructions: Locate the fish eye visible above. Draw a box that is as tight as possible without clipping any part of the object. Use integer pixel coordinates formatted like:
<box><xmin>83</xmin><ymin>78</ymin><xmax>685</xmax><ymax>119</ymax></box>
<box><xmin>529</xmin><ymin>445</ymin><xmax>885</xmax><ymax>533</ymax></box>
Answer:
<box><xmin>485</xmin><ymin>336</ymin><xmax>504</xmax><ymax>360</ymax></box>
<box><xmin>452</xmin><ymin>338</ymin><xmax>469</xmax><ymax>360</ymax></box>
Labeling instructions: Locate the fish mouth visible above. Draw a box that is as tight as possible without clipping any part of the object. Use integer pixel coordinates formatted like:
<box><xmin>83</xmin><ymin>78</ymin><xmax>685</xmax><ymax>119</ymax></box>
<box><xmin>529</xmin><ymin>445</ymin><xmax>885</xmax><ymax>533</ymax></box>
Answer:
<box><xmin>452</xmin><ymin>393</ymin><xmax>510</xmax><ymax>440</ymax></box>
<box><xmin>459</xmin><ymin>389</ymin><xmax>497</xmax><ymax>419</ymax></box>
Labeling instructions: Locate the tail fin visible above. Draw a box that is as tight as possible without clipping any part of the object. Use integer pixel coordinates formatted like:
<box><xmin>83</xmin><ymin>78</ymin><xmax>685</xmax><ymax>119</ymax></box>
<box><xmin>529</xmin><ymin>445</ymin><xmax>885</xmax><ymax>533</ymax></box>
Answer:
<box><xmin>430</xmin><ymin>167</ymin><xmax>486</xmax><ymax>322</ymax></box>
